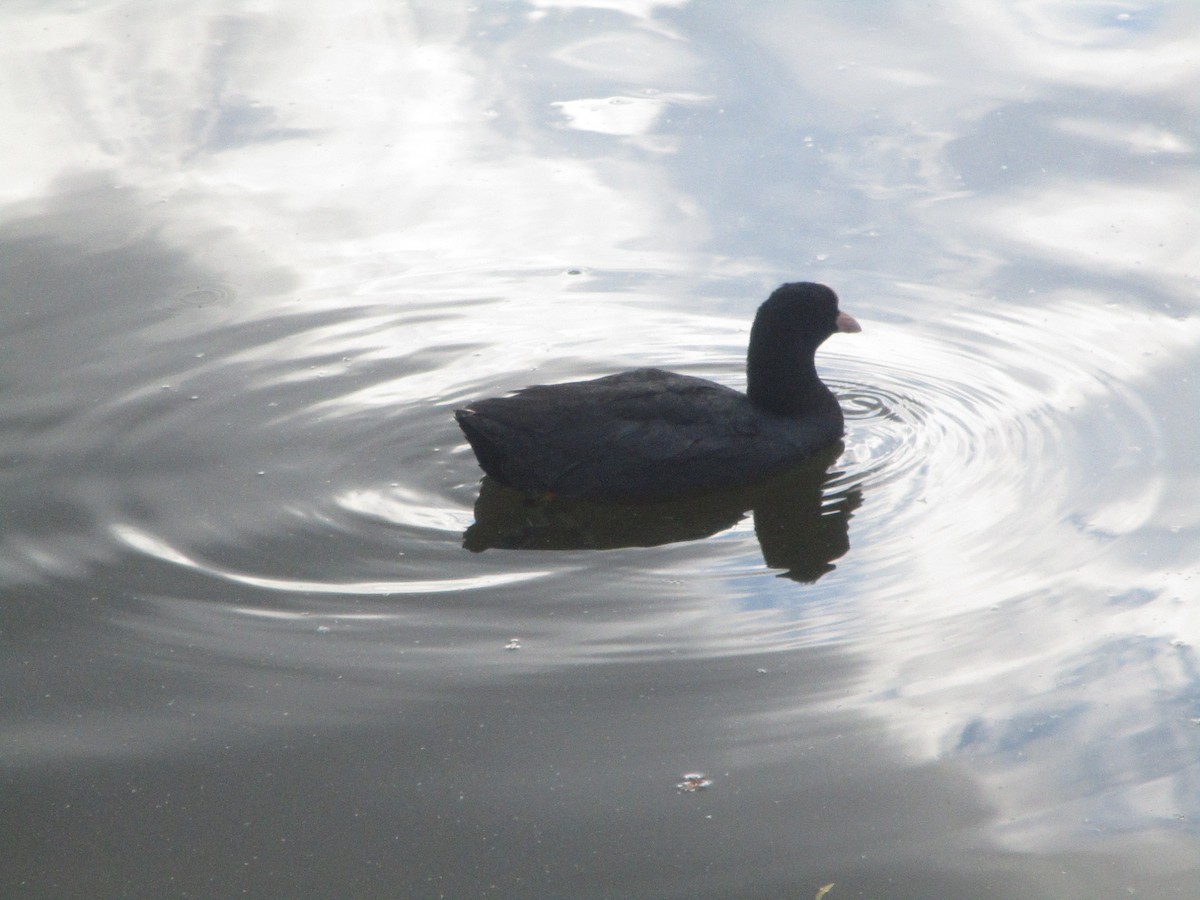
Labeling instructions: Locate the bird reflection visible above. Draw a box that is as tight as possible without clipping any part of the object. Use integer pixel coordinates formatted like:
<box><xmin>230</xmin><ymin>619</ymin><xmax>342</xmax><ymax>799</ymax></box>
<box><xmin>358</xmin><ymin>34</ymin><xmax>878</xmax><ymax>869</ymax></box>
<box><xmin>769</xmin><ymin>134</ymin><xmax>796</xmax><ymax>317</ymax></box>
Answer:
<box><xmin>462</xmin><ymin>445</ymin><xmax>861</xmax><ymax>583</ymax></box>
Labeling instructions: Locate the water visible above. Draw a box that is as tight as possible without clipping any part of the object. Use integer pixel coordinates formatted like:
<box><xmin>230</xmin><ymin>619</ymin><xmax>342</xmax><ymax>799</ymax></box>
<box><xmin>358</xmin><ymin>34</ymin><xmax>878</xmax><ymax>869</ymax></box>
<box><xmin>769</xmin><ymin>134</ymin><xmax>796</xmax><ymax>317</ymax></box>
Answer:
<box><xmin>3</xmin><ymin>2</ymin><xmax>1199</xmax><ymax>897</ymax></box>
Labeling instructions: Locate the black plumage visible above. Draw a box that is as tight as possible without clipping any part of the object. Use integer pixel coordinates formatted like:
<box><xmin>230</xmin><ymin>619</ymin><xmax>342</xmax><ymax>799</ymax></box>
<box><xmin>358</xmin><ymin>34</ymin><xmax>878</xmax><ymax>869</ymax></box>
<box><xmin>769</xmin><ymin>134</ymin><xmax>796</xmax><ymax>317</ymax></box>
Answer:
<box><xmin>455</xmin><ymin>282</ymin><xmax>860</xmax><ymax>500</ymax></box>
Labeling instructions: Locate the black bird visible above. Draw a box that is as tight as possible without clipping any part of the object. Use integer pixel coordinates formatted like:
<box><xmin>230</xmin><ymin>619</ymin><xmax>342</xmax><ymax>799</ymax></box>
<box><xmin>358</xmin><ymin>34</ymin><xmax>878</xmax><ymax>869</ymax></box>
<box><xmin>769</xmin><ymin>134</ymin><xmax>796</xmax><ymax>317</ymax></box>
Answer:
<box><xmin>455</xmin><ymin>282</ymin><xmax>861</xmax><ymax>500</ymax></box>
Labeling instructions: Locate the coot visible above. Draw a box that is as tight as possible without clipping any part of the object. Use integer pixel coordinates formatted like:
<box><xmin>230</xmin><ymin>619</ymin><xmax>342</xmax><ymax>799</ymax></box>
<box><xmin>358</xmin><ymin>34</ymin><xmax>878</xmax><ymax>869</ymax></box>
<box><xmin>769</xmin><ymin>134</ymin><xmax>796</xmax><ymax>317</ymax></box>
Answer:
<box><xmin>455</xmin><ymin>282</ymin><xmax>861</xmax><ymax>500</ymax></box>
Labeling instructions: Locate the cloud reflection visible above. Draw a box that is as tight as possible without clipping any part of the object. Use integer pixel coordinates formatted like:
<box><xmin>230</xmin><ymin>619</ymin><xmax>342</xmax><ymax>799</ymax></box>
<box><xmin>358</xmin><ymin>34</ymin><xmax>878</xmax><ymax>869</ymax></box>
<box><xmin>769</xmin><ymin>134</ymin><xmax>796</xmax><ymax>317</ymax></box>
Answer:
<box><xmin>4</xmin><ymin>0</ymin><xmax>1200</xmax><ymax>875</ymax></box>
<box><xmin>827</xmin><ymin>291</ymin><xmax>1200</xmax><ymax>849</ymax></box>
<box><xmin>0</xmin><ymin>0</ymin><xmax>705</xmax><ymax>282</ymax></box>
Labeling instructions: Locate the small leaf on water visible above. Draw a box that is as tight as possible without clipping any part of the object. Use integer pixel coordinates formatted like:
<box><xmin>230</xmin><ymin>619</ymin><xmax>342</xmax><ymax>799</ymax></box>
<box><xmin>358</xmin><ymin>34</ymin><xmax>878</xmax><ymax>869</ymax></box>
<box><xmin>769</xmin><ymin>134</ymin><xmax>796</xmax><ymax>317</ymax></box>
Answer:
<box><xmin>676</xmin><ymin>773</ymin><xmax>712</xmax><ymax>792</ymax></box>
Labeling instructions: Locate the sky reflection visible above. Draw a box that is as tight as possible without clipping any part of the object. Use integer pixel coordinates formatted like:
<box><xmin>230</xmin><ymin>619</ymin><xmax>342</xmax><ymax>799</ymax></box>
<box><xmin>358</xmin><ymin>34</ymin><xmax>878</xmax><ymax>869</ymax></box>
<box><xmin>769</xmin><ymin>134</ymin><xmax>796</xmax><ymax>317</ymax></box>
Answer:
<box><xmin>4</xmin><ymin>0</ymin><xmax>1200</xmax><ymax>892</ymax></box>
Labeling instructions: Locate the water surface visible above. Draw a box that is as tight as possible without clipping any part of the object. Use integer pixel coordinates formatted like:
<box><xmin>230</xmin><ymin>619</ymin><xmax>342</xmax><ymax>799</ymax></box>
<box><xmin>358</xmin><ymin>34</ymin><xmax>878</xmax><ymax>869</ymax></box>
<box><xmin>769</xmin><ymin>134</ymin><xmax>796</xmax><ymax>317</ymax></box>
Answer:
<box><xmin>3</xmin><ymin>2</ymin><xmax>1200</xmax><ymax>897</ymax></box>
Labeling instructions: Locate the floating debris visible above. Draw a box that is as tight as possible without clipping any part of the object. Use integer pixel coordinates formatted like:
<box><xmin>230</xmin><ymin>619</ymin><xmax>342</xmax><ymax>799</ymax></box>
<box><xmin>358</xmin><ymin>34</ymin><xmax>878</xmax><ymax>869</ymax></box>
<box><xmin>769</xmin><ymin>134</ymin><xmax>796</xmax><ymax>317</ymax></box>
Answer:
<box><xmin>677</xmin><ymin>772</ymin><xmax>712</xmax><ymax>792</ymax></box>
<box><xmin>815</xmin><ymin>884</ymin><xmax>836</xmax><ymax>900</ymax></box>
<box><xmin>504</xmin><ymin>638</ymin><xmax>521</xmax><ymax>651</ymax></box>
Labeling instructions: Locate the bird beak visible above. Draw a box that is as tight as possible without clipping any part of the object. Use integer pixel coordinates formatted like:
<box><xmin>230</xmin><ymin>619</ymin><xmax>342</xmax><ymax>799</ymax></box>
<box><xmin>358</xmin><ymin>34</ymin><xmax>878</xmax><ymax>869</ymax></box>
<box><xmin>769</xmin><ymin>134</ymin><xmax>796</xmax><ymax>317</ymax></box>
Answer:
<box><xmin>836</xmin><ymin>311</ymin><xmax>862</xmax><ymax>333</ymax></box>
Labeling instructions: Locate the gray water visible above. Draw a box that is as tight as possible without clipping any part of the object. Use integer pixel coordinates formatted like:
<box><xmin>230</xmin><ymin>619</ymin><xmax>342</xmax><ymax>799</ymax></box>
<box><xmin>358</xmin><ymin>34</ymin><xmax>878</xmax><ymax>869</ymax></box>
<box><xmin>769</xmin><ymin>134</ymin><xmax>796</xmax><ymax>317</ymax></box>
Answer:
<box><xmin>4</xmin><ymin>2</ymin><xmax>1200</xmax><ymax>898</ymax></box>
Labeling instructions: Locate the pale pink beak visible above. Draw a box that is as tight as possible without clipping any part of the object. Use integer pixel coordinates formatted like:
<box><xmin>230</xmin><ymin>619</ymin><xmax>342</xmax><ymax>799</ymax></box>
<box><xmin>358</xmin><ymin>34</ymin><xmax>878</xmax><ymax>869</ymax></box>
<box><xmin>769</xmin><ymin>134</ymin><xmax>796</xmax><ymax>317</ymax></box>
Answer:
<box><xmin>836</xmin><ymin>311</ymin><xmax>862</xmax><ymax>333</ymax></box>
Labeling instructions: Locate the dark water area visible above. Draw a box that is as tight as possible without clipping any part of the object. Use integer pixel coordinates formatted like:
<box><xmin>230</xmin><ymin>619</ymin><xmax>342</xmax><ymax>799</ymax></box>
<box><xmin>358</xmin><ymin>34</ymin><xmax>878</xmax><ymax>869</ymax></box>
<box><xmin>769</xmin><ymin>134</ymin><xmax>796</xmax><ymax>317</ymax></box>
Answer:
<box><xmin>3</xmin><ymin>2</ymin><xmax>1200</xmax><ymax>898</ymax></box>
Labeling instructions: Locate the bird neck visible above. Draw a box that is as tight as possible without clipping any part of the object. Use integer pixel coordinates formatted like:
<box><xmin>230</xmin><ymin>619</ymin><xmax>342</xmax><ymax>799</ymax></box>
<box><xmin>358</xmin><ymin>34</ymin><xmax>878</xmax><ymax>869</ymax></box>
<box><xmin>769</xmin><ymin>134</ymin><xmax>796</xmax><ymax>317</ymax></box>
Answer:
<box><xmin>747</xmin><ymin>355</ymin><xmax>835</xmax><ymax>417</ymax></box>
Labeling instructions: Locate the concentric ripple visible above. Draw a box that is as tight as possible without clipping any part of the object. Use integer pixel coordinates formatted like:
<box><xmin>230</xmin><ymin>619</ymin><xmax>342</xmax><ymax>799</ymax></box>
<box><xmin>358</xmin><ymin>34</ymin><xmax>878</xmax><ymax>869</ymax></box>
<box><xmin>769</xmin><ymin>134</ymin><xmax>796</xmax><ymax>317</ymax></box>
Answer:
<box><xmin>169</xmin><ymin>280</ymin><xmax>240</xmax><ymax>310</ymax></box>
<box><xmin>831</xmin><ymin>379</ymin><xmax>929</xmax><ymax>487</ymax></box>
<box><xmin>816</xmin><ymin>295</ymin><xmax>1194</xmax><ymax>613</ymax></box>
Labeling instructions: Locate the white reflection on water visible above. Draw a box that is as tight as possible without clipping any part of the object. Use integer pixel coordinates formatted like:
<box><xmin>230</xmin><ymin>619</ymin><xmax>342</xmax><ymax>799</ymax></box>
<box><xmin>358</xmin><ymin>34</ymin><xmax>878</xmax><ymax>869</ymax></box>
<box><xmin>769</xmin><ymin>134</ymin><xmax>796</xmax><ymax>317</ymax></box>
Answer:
<box><xmin>0</xmin><ymin>1</ymin><xmax>703</xmax><ymax>280</ymax></box>
<box><xmin>818</xmin><ymin>290</ymin><xmax>1200</xmax><ymax>849</ymax></box>
<box><xmin>3</xmin><ymin>0</ymin><xmax>1200</xmax><ymax>887</ymax></box>
<box><xmin>1055</xmin><ymin>117</ymin><xmax>1194</xmax><ymax>155</ymax></box>
<box><xmin>530</xmin><ymin>0</ymin><xmax>689</xmax><ymax>21</ymax></box>
<box><xmin>112</xmin><ymin>523</ymin><xmax>547</xmax><ymax>594</ymax></box>
<box><xmin>981</xmin><ymin>179</ymin><xmax>1200</xmax><ymax>281</ymax></box>
<box><xmin>952</xmin><ymin>2</ymin><xmax>1200</xmax><ymax>89</ymax></box>
<box><xmin>553</xmin><ymin>91</ymin><xmax>711</xmax><ymax>153</ymax></box>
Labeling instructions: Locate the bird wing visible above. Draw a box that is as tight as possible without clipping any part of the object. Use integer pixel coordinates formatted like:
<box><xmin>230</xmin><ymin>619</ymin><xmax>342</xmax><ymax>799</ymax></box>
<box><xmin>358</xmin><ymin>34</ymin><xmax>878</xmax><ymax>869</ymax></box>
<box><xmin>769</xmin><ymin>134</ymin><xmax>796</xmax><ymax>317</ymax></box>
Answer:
<box><xmin>463</xmin><ymin>369</ymin><xmax>768</xmax><ymax>496</ymax></box>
